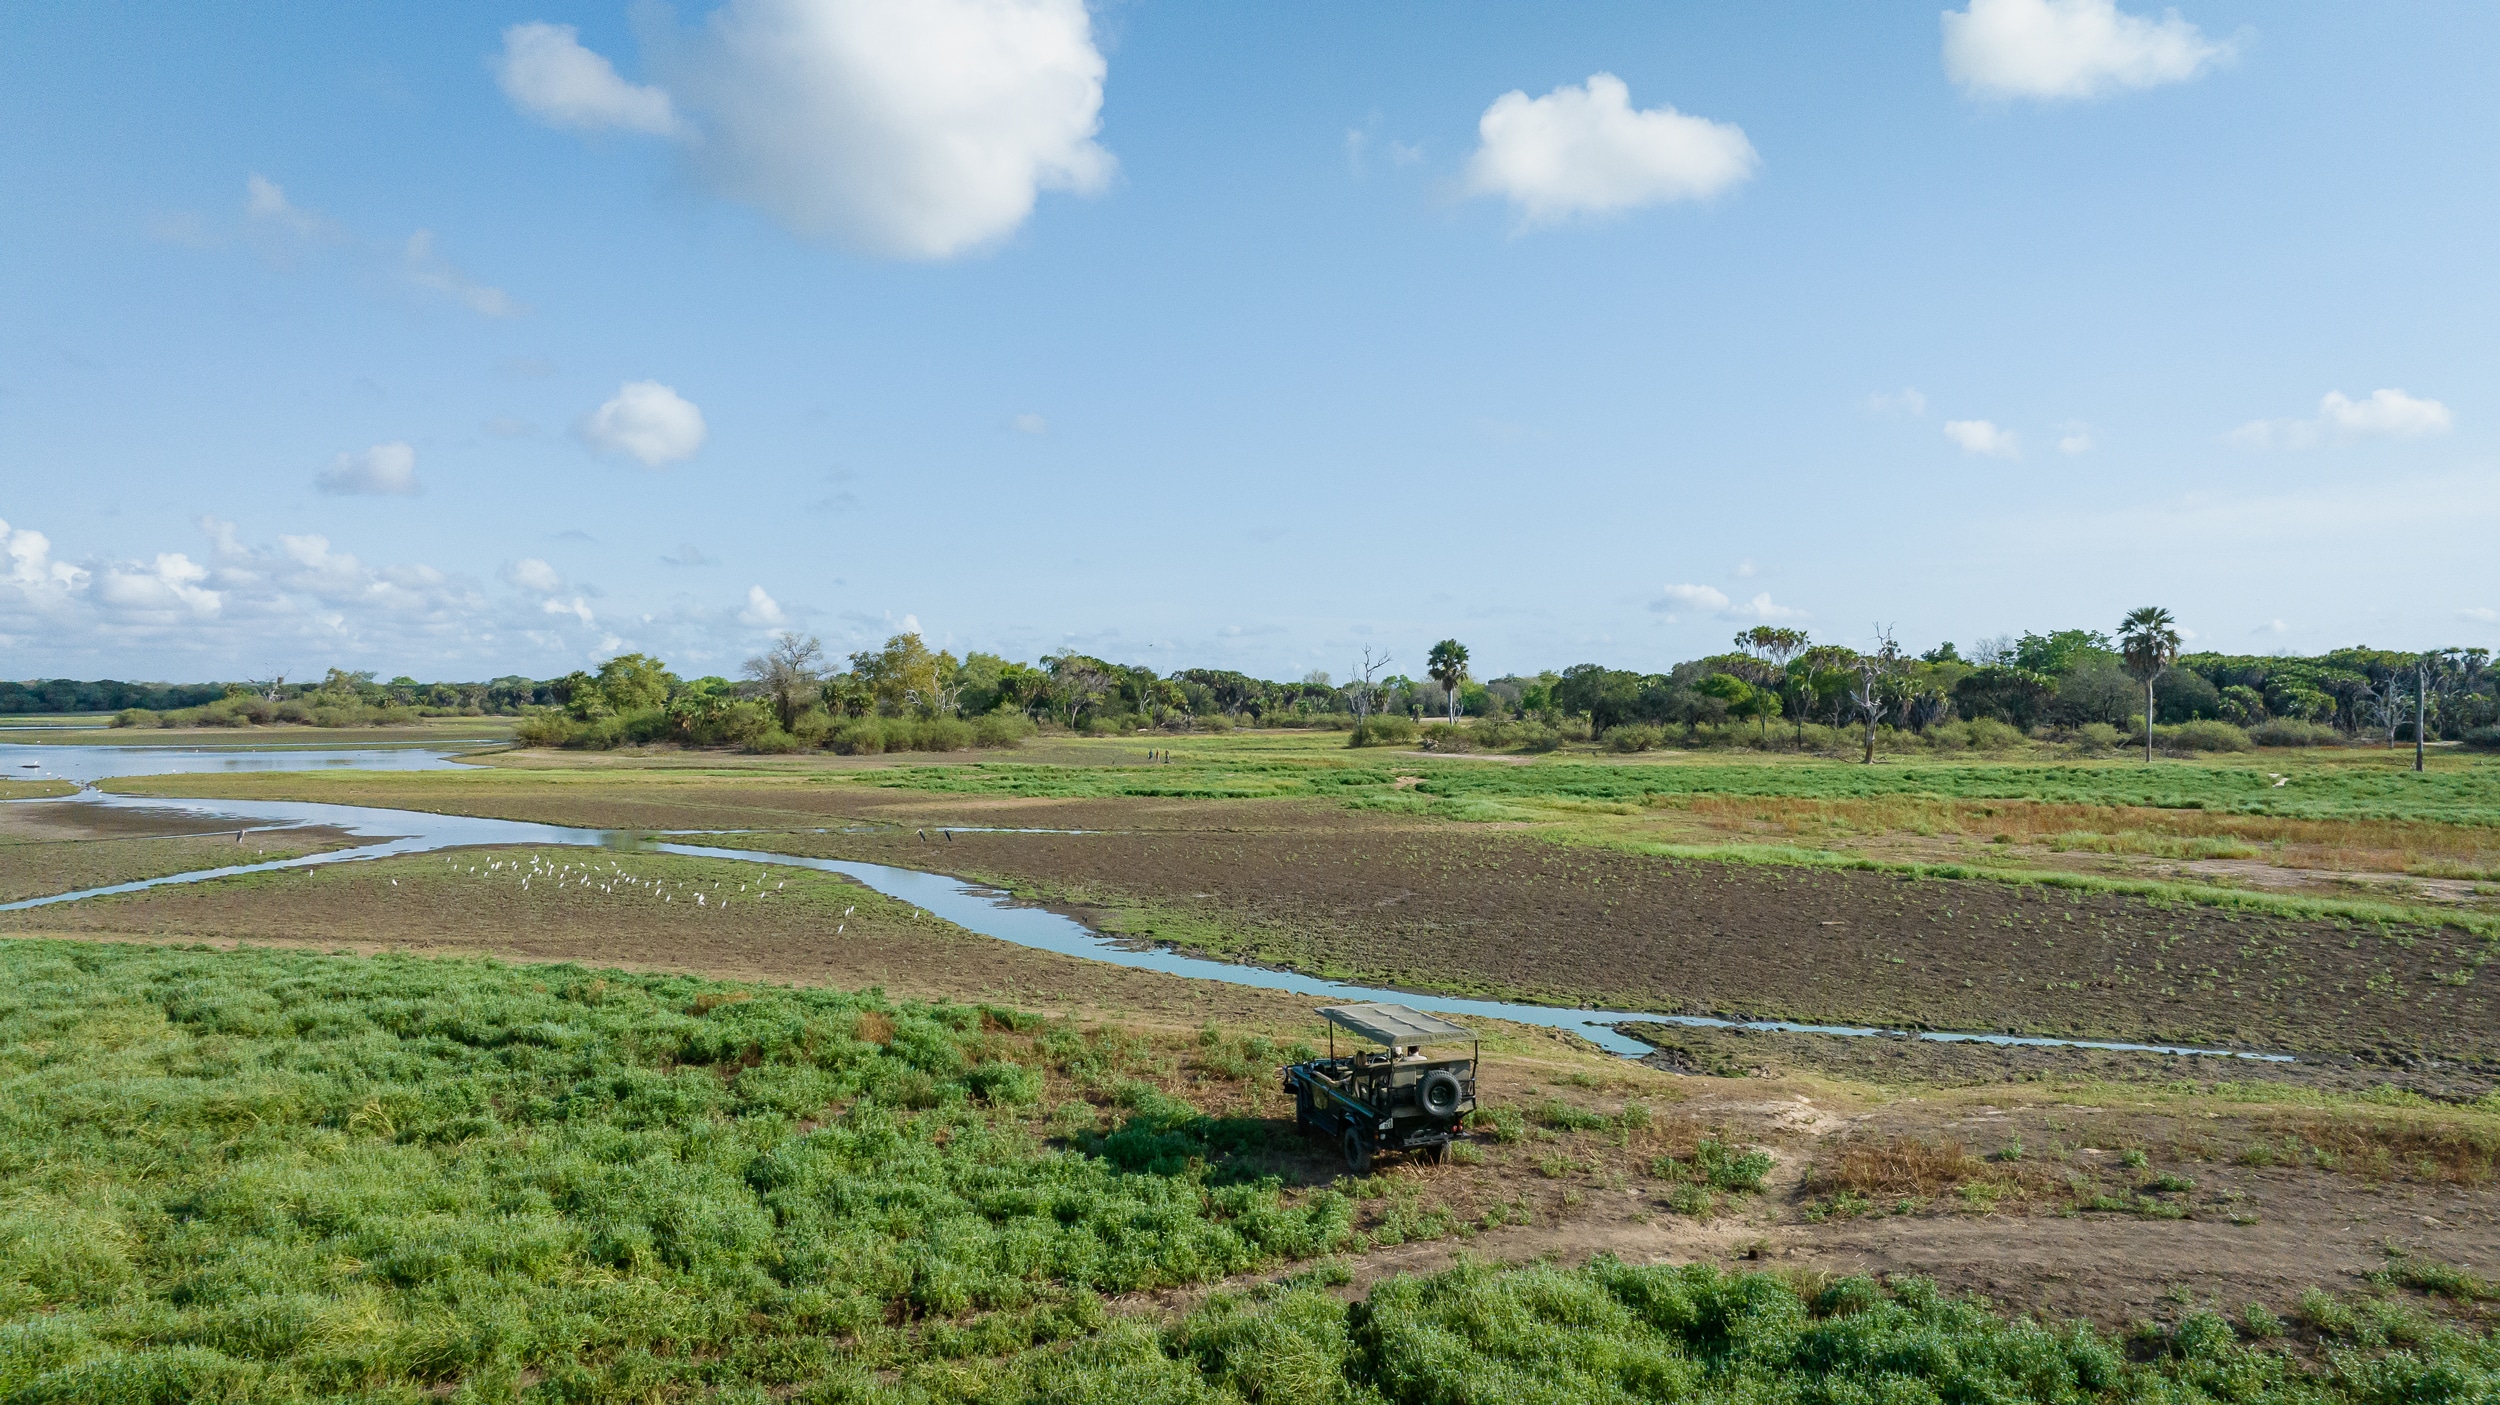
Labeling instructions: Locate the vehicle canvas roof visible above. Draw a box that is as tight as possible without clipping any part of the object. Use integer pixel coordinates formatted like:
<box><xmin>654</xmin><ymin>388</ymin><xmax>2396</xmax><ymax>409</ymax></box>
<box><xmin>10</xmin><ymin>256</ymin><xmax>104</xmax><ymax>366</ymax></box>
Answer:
<box><xmin>1316</xmin><ymin>1002</ymin><xmax>1476</xmax><ymax>1047</ymax></box>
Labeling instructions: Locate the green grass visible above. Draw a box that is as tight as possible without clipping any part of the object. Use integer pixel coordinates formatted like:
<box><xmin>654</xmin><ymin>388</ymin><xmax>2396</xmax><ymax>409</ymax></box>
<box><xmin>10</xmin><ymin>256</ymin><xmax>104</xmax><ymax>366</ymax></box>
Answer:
<box><xmin>866</xmin><ymin>1256</ymin><xmax>2491</xmax><ymax>1403</ymax></box>
<box><xmin>0</xmin><ymin>941</ymin><xmax>1351</xmax><ymax>1399</ymax></box>
<box><xmin>868</xmin><ymin>753</ymin><xmax>2500</xmax><ymax>828</ymax></box>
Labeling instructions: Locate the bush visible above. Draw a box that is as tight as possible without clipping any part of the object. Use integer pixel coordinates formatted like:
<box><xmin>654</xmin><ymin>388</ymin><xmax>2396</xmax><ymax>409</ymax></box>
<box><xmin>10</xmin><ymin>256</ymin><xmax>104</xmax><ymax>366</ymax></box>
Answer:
<box><xmin>1418</xmin><ymin>723</ymin><xmax>1471</xmax><ymax>753</ymax></box>
<box><xmin>2165</xmin><ymin>720</ymin><xmax>2254</xmax><ymax>753</ymax></box>
<box><xmin>1965</xmin><ymin>717</ymin><xmax>2026</xmax><ymax>752</ymax></box>
<box><xmin>514</xmin><ymin>710</ymin><xmax>580</xmax><ymax>747</ymax></box>
<box><xmin>1348</xmin><ymin>715</ymin><xmax>1417</xmax><ymax>747</ymax></box>
<box><xmin>2071</xmin><ymin>721</ymin><xmax>2121</xmax><ymax>755</ymax></box>
<box><xmin>1192</xmin><ymin>712</ymin><xmax>1235</xmax><ymax>733</ymax></box>
<box><xmin>971</xmin><ymin>713</ymin><xmax>1035</xmax><ymax>748</ymax></box>
<box><xmin>1604</xmin><ymin>724</ymin><xmax>1666</xmax><ymax>752</ymax></box>
<box><xmin>2249</xmin><ymin>718</ymin><xmax>2342</xmax><ymax>747</ymax></box>
<box><xmin>2465</xmin><ymin>725</ymin><xmax>2500</xmax><ymax>752</ymax></box>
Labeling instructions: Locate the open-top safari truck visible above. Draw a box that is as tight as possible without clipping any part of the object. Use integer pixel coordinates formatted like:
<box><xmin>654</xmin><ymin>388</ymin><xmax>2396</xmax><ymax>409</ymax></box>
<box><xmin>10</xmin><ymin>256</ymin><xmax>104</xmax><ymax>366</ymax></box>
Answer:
<box><xmin>1283</xmin><ymin>1002</ymin><xmax>1479</xmax><ymax>1171</ymax></box>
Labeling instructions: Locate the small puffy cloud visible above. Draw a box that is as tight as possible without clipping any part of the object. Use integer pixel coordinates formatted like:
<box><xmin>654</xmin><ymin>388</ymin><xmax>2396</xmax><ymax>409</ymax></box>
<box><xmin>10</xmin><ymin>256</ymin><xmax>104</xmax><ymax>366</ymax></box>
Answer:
<box><xmin>1011</xmin><ymin>412</ymin><xmax>1048</xmax><ymax>435</ymax></box>
<box><xmin>1651</xmin><ymin>582</ymin><xmax>1803</xmax><ymax>622</ymax></box>
<box><xmin>1652</xmin><ymin>582</ymin><xmax>1730</xmax><ymax>615</ymax></box>
<box><xmin>1732</xmin><ymin>559</ymin><xmax>1757</xmax><ymax>579</ymax></box>
<box><xmin>2056</xmin><ymin>424</ymin><xmax>2094</xmax><ymax>454</ymax></box>
<box><xmin>1864</xmin><ymin>387</ymin><xmax>1927</xmax><ymax>416</ymax></box>
<box><xmin>1728</xmin><ymin>593</ymin><xmax>1805</xmax><ymax>621</ymax></box>
<box><xmin>1942</xmin><ymin>0</ymin><xmax>2235</xmax><ymax>100</ymax></box>
<box><xmin>543</xmin><ymin>596</ymin><xmax>595</xmax><ymax>627</ymax></box>
<box><xmin>504</xmin><ymin>557</ymin><xmax>563</xmax><ymax>593</ymax></box>
<box><xmin>2230</xmin><ymin>389</ymin><xmax>2453</xmax><ymax>450</ymax></box>
<box><xmin>506</xmin><ymin>0</ymin><xmax>1114</xmax><ymax>260</ymax></box>
<box><xmin>1466</xmin><ymin>73</ymin><xmax>1756</xmax><ymax>224</ymax></box>
<box><xmin>402</xmin><ymin>231</ymin><xmax>521</xmax><ymax>318</ymax></box>
<box><xmin>1944</xmin><ymin>419</ymin><xmax>2022</xmax><ymax>458</ymax></box>
<box><xmin>3</xmin><ymin>518</ymin><xmax>88</xmax><ymax>598</ymax></box>
<box><xmin>739</xmin><ymin>584</ymin><xmax>786</xmax><ymax>627</ymax></box>
<box><xmin>2256</xmin><ymin>618</ymin><xmax>2289</xmax><ymax>635</ymax></box>
<box><xmin>316</xmin><ymin>441</ymin><xmax>421</xmax><ymax>496</ymax></box>
<box><xmin>496</xmin><ymin>22</ymin><xmax>681</xmax><ymax>134</ymax></box>
<box><xmin>580</xmin><ymin>380</ymin><xmax>707</xmax><ymax>466</ymax></box>
<box><xmin>662</xmin><ymin>543</ymin><xmax>716</xmax><ymax>567</ymax></box>
<box><xmin>2460</xmin><ymin>607</ymin><xmax>2498</xmax><ymax>625</ymax></box>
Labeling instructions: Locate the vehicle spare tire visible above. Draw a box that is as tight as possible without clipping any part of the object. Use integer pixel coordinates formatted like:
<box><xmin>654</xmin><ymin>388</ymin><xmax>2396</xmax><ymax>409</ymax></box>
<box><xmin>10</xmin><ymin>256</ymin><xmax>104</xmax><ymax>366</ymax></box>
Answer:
<box><xmin>1420</xmin><ymin>1069</ymin><xmax>1464</xmax><ymax>1117</ymax></box>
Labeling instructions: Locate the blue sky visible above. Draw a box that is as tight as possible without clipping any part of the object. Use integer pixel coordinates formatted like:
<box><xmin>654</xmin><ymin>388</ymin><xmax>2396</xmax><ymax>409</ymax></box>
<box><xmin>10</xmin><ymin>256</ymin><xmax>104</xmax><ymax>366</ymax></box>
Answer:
<box><xmin>3</xmin><ymin>0</ymin><xmax>2494</xmax><ymax>683</ymax></box>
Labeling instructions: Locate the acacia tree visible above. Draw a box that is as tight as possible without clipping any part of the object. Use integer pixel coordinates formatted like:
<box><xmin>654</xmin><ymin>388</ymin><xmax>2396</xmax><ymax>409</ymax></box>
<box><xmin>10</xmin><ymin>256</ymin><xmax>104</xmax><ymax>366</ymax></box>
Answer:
<box><xmin>742</xmin><ymin>632</ymin><xmax>825</xmax><ymax>732</ymax></box>
<box><xmin>1426</xmin><ymin>639</ymin><xmax>1470</xmax><ymax>724</ymax></box>
<box><xmin>2117</xmin><ymin>606</ymin><xmax>2181</xmax><ymax>764</ymax></box>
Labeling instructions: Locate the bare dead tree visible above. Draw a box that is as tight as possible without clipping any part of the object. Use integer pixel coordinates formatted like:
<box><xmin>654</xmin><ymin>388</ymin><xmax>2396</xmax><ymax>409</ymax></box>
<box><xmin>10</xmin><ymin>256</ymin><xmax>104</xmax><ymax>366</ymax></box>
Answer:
<box><xmin>1851</xmin><ymin>626</ymin><xmax>1902</xmax><ymax>765</ymax></box>
<box><xmin>1347</xmin><ymin>647</ymin><xmax>1394</xmax><ymax>729</ymax></box>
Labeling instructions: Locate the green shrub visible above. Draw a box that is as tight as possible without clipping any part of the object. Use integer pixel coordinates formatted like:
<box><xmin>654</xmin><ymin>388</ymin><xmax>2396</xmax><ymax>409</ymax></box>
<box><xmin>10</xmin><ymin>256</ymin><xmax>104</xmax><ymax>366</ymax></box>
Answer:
<box><xmin>2247</xmin><ymin>718</ymin><xmax>2331</xmax><ymax>746</ymax></box>
<box><xmin>2464</xmin><ymin>725</ymin><xmax>2500</xmax><ymax>752</ymax></box>
<box><xmin>2072</xmin><ymin>721</ymin><xmax>2121</xmax><ymax>754</ymax></box>
<box><xmin>1348</xmin><ymin>715</ymin><xmax>1416</xmax><ymax>747</ymax></box>
<box><xmin>1605</xmin><ymin>724</ymin><xmax>1666</xmax><ymax>753</ymax></box>
<box><xmin>2163</xmin><ymin>720</ymin><xmax>2255</xmax><ymax>753</ymax></box>
<box><xmin>1959</xmin><ymin>717</ymin><xmax>2026</xmax><ymax>752</ymax></box>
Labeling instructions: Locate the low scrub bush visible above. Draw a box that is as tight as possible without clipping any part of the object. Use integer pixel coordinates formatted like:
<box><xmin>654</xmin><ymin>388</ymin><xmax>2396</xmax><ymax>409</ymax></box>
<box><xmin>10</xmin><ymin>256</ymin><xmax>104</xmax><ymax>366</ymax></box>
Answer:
<box><xmin>2458</xmin><ymin>725</ymin><xmax>2500</xmax><ymax>752</ymax></box>
<box><xmin>1604</xmin><ymin>724</ymin><xmax>1667</xmax><ymax>752</ymax></box>
<box><xmin>1808</xmin><ymin>1136</ymin><xmax>1990</xmax><ymax>1198</ymax></box>
<box><xmin>1347</xmin><ymin>715</ymin><xmax>1416</xmax><ymax>747</ymax></box>
<box><xmin>2166</xmin><ymin>719</ymin><xmax>2256</xmax><ymax>753</ymax></box>
<box><xmin>2070</xmin><ymin>721</ymin><xmax>2122</xmax><ymax>754</ymax></box>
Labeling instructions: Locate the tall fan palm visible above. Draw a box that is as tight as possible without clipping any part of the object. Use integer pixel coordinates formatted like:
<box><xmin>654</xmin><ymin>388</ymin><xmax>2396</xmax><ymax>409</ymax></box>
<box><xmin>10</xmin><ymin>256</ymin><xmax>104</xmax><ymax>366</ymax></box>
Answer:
<box><xmin>2118</xmin><ymin>606</ymin><xmax>2181</xmax><ymax>764</ymax></box>
<box><xmin>1426</xmin><ymin>639</ymin><xmax>1470</xmax><ymax>725</ymax></box>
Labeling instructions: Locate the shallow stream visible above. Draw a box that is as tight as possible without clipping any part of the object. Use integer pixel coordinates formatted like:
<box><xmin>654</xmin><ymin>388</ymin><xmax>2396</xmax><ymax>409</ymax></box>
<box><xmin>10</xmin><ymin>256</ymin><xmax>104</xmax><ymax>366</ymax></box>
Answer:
<box><xmin>1</xmin><ymin>742</ymin><xmax>2293</xmax><ymax>1062</ymax></box>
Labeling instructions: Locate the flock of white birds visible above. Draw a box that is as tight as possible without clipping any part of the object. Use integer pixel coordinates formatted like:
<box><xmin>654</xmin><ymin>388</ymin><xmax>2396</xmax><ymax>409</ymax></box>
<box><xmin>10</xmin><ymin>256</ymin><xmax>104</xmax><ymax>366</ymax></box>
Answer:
<box><xmin>415</xmin><ymin>852</ymin><xmax>857</xmax><ymax>932</ymax></box>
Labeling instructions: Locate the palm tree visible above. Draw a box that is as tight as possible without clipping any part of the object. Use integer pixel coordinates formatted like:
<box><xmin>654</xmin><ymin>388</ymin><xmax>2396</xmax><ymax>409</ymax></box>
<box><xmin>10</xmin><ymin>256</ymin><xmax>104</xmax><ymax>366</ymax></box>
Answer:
<box><xmin>1426</xmin><ymin>639</ymin><xmax>1470</xmax><ymax>725</ymax></box>
<box><xmin>2117</xmin><ymin>606</ymin><xmax>2181</xmax><ymax>764</ymax></box>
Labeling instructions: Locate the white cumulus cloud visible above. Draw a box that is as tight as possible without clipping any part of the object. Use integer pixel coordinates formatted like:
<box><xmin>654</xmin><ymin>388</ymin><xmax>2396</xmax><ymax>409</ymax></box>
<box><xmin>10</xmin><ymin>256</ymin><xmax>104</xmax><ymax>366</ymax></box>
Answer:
<box><xmin>739</xmin><ymin>584</ymin><xmax>787</xmax><ymax>626</ymax></box>
<box><xmin>1652</xmin><ymin>583</ymin><xmax>1731</xmax><ymax>615</ymax></box>
<box><xmin>1942</xmin><ymin>0</ymin><xmax>2235</xmax><ymax>100</ymax></box>
<box><xmin>1944</xmin><ymin>419</ymin><xmax>2022</xmax><ymax>458</ymax></box>
<box><xmin>503</xmin><ymin>0</ymin><xmax>1114</xmax><ymax>261</ymax></box>
<box><xmin>2458</xmin><ymin>607</ymin><xmax>2498</xmax><ymax>625</ymax></box>
<box><xmin>2056</xmin><ymin>424</ymin><xmax>2094</xmax><ymax>454</ymax></box>
<box><xmin>504</xmin><ymin>557</ymin><xmax>563</xmax><ymax>593</ymax></box>
<box><xmin>580</xmin><ymin>381</ymin><xmax>707</xmax><ymax>467</ymax></box>
<box><xmin>316</xmin><ymin>442</ymin><xmax>421</xmax><ymax>496</ymax></box>
<box><xmin>1465</xmin><ymin>73</ymin><xmax>1757</xmax><ymax>224</ymax></box>
<box><xmin>96</xmin><ymin>554</ymin><xmax>220</xmax><ymax>618</ymax></box>
<box><xmin>1011</xmin><ymin>412</ymin><xmax>1048</xmax><ymax>435</ymax></box>
<box><xmin>496</xmin><ymin>22</ymin><xmax>681</xmax><ymax>134</ymax></box>
<box><xmin>2229</xmin><ymin>388</ymin><xmax>2453</xmax><ymax>450</ymax></box>
<box><xmin>1650</xmin><ymin>582</ymin><xmax>1806</xmax><ymax>622</ymax></box>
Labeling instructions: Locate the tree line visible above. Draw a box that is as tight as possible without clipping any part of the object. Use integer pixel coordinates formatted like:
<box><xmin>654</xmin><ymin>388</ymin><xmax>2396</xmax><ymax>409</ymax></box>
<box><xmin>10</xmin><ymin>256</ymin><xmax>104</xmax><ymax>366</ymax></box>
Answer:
<box><xmin>61</xmin><ymin>617</ymin><xmax>2500</xmax><ymax>757</ymax></box>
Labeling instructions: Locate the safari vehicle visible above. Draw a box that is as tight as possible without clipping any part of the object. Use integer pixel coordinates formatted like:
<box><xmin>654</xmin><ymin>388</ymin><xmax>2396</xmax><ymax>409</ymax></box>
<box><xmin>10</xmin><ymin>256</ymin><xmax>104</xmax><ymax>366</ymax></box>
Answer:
<box><xmin>1283</xmin><ymin>1002</ymin><xmax>1479</xmax><ymax>1171</ymax></box>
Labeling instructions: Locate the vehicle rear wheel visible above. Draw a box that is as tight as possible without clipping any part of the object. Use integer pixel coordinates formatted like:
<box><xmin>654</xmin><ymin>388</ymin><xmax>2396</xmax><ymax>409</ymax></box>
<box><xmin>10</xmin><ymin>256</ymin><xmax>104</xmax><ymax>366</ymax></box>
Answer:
<box><xmin>1342</xmin><ymin>1129</ymin><xmax>1373</xmax><ymax>1174</ymax></box>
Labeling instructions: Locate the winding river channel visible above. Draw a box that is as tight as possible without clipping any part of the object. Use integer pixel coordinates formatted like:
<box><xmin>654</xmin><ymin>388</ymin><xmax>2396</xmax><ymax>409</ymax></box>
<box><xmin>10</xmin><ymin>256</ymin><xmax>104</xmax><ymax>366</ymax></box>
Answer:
<box><xmin>2</xmin><ymin>742</ymin><xmax>2293</xmax><ymax>1063</ymax></box>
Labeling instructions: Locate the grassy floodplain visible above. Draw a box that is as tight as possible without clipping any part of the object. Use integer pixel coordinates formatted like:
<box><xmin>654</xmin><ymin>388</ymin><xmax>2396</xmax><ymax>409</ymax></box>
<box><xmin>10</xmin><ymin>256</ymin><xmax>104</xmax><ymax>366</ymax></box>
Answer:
<box><xmin>7</xmin><ymin>938</ymin><xmax>2500</xmax><ymax>1402</ymax></box>
<box><xmin>13</xmin><ymin>726</ymin><xmax>2500</xmax><ymax>1397</ymax></box>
